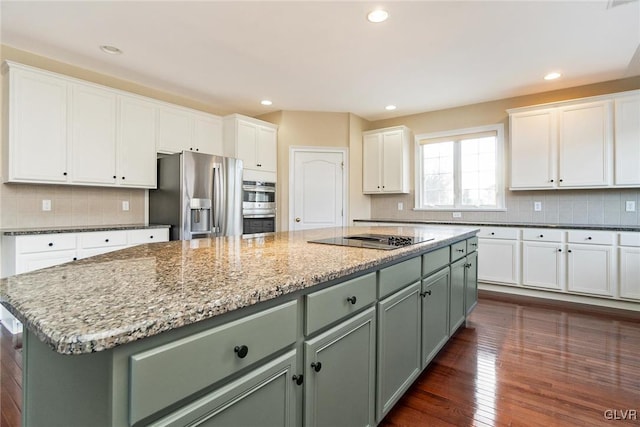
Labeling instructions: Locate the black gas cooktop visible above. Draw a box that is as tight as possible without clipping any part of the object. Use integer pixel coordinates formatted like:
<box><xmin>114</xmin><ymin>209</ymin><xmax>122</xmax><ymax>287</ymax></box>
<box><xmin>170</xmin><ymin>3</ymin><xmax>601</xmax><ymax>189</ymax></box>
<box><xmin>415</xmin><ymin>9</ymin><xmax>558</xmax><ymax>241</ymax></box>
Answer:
<box><xmin>307</xmin><ymin>233</ymin><xmax>434</xmax><ymax>250</ymax></box>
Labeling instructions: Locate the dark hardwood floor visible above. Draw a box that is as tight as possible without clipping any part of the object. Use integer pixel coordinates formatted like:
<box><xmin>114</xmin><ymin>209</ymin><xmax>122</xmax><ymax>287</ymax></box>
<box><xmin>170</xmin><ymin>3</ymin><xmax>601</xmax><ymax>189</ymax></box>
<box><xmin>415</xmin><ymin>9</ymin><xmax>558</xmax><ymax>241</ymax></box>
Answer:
<box><xmin>1</xmin><ymin>296</ymin><xmax>639</xmax><ymax>427</ymax></box>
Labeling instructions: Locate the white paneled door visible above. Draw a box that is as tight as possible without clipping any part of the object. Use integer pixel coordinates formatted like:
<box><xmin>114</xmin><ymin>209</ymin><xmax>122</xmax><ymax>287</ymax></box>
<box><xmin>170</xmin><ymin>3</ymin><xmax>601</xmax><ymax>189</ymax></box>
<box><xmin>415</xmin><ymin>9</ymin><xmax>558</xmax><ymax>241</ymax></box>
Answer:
<box><xmin>291</xmin><ymin>149</ymin><xmax>346</xmax><ymax>231</ymax></box>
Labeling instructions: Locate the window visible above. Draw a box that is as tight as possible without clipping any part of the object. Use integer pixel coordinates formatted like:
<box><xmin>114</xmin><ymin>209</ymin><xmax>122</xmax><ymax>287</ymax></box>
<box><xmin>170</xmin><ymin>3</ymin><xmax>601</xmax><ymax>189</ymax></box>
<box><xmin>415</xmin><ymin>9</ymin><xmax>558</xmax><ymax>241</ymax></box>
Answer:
<box><xmin>415</xmin><ymin>124</ymin><xmax>504</xmax><ymax>210</ymax></box>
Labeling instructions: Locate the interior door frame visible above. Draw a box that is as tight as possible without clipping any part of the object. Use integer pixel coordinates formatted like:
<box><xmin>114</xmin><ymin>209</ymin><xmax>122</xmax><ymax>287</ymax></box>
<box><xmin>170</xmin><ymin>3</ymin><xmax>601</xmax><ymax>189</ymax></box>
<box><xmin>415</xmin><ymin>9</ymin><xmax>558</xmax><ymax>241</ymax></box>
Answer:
<box><xmin>289</xmin><ymin>146</ymin><xmax>349</xmax><ymax>231</ymax></box>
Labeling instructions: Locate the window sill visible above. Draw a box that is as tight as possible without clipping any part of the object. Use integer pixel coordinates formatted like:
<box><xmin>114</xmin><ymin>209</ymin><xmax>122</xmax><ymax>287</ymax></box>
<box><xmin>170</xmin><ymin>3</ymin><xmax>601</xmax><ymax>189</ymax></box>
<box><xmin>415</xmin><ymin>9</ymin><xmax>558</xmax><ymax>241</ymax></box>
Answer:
<box><xmin>412</xmin><ymin>207</ymin><xmax>507</xmax><ymax>212</ymax></box>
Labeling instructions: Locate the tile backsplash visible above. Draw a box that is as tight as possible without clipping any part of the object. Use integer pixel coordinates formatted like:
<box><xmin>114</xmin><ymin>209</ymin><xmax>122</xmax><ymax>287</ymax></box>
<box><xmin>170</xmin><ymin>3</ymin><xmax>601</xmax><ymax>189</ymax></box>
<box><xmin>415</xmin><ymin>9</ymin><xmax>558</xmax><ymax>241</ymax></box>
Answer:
<box><xmin>370</xmin><ymin>189</ymin><xmax>640</xmax><ymax>226</ymax></box>
<box><xmin>0</xmin><ymin>183</ymin><xmax>146</xmax><ymax>229</ymax></box>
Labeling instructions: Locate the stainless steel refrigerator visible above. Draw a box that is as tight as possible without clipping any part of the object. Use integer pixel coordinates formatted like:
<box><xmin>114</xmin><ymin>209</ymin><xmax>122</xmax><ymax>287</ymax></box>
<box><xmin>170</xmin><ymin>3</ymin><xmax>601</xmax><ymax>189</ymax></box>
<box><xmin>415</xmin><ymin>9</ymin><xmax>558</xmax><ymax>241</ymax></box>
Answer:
<box><xmin>149</xmin><ymin>151</ymin><xmax>243</xmax><ymax>240</ymax></box>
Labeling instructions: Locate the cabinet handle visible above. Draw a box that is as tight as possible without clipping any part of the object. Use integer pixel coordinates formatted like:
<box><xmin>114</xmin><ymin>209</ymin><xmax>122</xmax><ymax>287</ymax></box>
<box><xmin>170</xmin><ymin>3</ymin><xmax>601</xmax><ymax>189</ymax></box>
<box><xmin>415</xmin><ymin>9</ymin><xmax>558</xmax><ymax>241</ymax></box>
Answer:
<box><xmin>346</xmin><ymin>296</ymin><xmax>357</xmax><ymax>305</ymax></box>
<box><xmin>457</xmin><ymin>249</ymin><xmax>465</xmax><ymax>253</ymax></box>
<box><xmin>420</xmin><ymin>290</ymin><xmax>431</xmax><ymax>298</ymax></box>
<box><xmin>292</xmin><ymin>374</ymin><xmax>304</xmax><ymax>385</ymax></box>
<box><xmin>471</xmin><ymin>243</ymin><xmax>478</xmax><ymax>247</ymax></box>
<box><xmin>539</xmin><ymin>234</ymin><xmax>544</xmax><ymax>238</ymax></box>
<box><xmin>234</xmin><ymin>345</ymin><xmax>249</xmax><ymax>359</ymax></box>
<box><xmin>311</xmin><ymin>362</ymin><xmax>322</xmax><ymax>372</ymax></box>
<box><xmin>48</xmin><ymin>242</ymin><xmax>54</xmax><ymax>247</ymax></box>
<box><xmin>257</xmin><ymin>163</ymin><xmax>262</xmax><ymax>167</ymax></box>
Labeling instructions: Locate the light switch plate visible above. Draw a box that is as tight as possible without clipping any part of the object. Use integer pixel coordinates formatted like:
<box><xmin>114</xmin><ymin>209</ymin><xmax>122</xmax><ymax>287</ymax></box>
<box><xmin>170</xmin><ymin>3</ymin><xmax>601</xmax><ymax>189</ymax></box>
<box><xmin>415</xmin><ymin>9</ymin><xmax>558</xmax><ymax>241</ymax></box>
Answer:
<box><xmin>534</xmin><ymin>201</ymin><xmax>542</xmax><ymax>211</ymax></box>
<box><xmin>397</xmin><ymin>202</ymin><xmax>403</xmax><ymax>211</ymax></box>
<box><xmin>122</xmin><ymin>201</ymin><xmax>130</xmax><ymax>211</ymax></box>
<box><xmin>452</xmin><ymin>212</ymin><xmax>462</xmax><ymax>218</ymax></box>
<box><xmin>42</xmin><ymin>199</ymin><xmax>51</xmax><ymax>211</ymax></box>
<box><xmin>626</xmin><ymin>201</ymin><xmax>636</xmax><ymax>212</ymax></box>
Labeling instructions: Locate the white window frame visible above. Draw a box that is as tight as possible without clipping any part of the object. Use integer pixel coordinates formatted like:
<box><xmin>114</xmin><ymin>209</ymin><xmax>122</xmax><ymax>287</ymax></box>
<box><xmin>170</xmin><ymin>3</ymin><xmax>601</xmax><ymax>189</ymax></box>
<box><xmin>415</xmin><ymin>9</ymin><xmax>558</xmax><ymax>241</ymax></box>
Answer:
<box><xmin>414</xmin><ymin>124</ymin><xmax>505</xmax><ymax>211</ymax></box>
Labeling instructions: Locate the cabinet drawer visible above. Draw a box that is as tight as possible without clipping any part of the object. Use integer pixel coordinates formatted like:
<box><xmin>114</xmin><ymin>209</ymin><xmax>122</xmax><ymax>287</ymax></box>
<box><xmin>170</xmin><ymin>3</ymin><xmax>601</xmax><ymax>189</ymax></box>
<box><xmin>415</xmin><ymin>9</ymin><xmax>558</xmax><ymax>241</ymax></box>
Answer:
<box><xmin>451</xmin><ymin>241</ymin><xmax>467</xmax><ymax>261</ymax></box>
<box><xmin>306</xmin><ymin>272</ymin><xmax>376</xmax><ymax>335</ymax></box>
<box><xmin>80</xmin><ymin>231</ymin><xmax>127</xmax><ymax>249</ymax></box>
<box><xmin>15</xmin><ymin>234</ymin><xmax>77</xmax><ymax>254</ymax></box>
<box><xmin>127</xmin><ymin>228</ymin><xmax>170</xmax><ymax>245</ymax></box>
<box><xmin>477</xmin><ymin>227</ymin><xmax>519</xmax><ymax>239</ymax></box>
<box><xmin>620</xmin><ymin>232</ymin><xmax>640</xmax><ymax>247</ymax></box>
<box><xmin>422</xmin><ymin>247</ymin><xmax>449</xmax><ymax>277</ymax></box>
<box><xmin>129</xmin><ymin>300</ymin><xmax>297</xmax><ymax>425</ymax></box>
<box><xmin>567</xmin><ymin>230</ymin><xmax>614</xmax><ymax>245</ymax></box>
<box><xmin>467</xmin><ymin>236</ymin><xmax>479</xmax><ymax>253</ymax></box>
<box><xmin>522</xmin><ymin>228</ymin><xmax>563</xmax><ymax>242</ymax></box>
<box><xmin>379</xmin><ymin>257</ymin><xmax>421</xmax><ymax>298</ymax></box>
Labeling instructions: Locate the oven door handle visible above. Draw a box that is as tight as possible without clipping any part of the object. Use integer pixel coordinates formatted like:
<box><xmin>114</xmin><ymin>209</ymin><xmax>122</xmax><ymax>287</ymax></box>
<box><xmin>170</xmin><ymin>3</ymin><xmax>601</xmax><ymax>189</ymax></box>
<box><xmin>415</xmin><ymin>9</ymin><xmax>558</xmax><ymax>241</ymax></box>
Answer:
<box><xmin>243</xmin><ymin>214</ymin><xmax>276</xmax><ymax>219</ymax></box>
<box><xmin>243</xmin><ymin>185</ymin><xmax>276</xmax><ymax>193</ymax></box>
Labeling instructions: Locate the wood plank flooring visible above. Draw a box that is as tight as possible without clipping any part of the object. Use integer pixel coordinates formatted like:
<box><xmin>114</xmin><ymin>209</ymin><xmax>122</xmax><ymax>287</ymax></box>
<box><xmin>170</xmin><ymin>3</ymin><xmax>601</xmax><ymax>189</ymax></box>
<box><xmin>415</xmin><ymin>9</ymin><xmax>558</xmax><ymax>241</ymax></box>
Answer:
<box><xmin>1</xmin><ymin>296</ymin><xmax>639</xmax><ymax>427</ymax></box>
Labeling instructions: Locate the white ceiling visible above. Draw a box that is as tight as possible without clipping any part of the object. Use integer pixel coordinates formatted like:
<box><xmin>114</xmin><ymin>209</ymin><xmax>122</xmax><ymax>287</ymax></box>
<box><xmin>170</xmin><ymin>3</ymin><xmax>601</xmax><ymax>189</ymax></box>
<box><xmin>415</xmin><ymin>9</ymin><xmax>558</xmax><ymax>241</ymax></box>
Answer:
<box><xmin>1</xmin><ymin>1</ymin><xmax>639</xmax><ymax>121</ymax></box>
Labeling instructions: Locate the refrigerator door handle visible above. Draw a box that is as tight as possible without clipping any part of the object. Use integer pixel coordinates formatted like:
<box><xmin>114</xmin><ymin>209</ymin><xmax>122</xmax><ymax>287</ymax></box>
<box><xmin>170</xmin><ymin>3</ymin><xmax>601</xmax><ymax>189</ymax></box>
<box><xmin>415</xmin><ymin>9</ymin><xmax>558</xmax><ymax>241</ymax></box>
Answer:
<box><xmin>212</xmin><ymin>165</ymin><xmax>222</xmax><ymax>235</ymax></box>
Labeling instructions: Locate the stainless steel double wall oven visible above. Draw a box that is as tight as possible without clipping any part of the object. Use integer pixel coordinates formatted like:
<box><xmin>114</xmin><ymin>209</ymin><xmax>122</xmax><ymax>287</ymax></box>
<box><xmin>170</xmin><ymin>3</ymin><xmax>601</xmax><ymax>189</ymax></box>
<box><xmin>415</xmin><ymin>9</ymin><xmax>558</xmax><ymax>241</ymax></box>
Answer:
<box><xmin>242</xmin><ymin>181</ymin><xmax>276</xmax><ymax>236</ymax></box>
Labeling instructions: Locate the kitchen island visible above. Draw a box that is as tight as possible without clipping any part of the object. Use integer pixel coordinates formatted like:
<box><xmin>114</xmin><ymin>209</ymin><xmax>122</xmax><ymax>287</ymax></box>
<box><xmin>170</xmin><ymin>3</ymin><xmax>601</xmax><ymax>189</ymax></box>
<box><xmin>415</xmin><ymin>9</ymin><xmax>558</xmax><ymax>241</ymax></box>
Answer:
<box><xmin>0</xmin><ymin>225</ymin><xmax>478</xmax><ymax>427</ymax></box>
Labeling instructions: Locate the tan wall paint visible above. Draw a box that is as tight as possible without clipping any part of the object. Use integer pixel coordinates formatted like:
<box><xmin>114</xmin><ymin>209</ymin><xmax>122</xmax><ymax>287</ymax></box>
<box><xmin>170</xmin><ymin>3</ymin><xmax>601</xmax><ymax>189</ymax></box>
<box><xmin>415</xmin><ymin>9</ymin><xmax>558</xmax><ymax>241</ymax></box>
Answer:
<box><xmin>348</xmin><ymin>113</ymin><xmax>371</xmax><ymax>223</ymax></box>
<box><xmin>256</xmin><ymin>111</ymin><xmax>352</xmax><ymax>231</ymax></box>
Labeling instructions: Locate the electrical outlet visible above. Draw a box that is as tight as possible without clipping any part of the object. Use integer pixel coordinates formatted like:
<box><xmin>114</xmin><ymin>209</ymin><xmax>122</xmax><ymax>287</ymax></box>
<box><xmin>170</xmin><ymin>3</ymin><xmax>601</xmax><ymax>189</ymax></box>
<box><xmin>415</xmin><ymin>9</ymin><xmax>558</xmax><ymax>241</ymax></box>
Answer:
<box><xmin>397</xmin><ymin>202</ymin><xmax>404</xmax><ymax>211</ymax></box>
<box><xmin>42</xmin><ymin>199</ymin><xmax>51</xmax><ymax>211</ymax></box>
<box><xmin>534</xmin><ymin>201</ymin><xmax>542</xmax><ymax>212</ymax></box>
<box><xmin>626</xmin><ymin>200</ymin><xmax>636</xmax><ymax>212</ymax></box>
<box><xmin>122</xmin><ymin>201</ymin><xmax>130</xmax><ymax>211</ymax></box>
<box><xmin>452</xmin><ymin>212</ymin><xmax>462</xmax><ymax>218</ymax></box>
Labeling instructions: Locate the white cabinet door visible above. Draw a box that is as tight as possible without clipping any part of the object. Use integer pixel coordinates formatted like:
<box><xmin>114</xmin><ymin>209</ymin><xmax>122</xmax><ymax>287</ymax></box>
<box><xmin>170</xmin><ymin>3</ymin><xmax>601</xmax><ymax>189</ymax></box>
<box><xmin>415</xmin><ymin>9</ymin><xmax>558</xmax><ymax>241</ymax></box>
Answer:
<box><xmin>6</xmin><ymin>66</ymin><xmax>69</xmax><ymax>183</ymax></box>
<box><xmin>70</xmin><ymin>84</ymin><xmax>117</xmax><ymax>185</ymax></box>
<box><xmin>382</xmin><ymin>130</ymin><xmax>404</xmax><ymax>192</ymax></box>
<box><xmin>157</xmin><ymin>106</ymin><xmax>192</xmax><ymax>153</ymax></box>
<box><xmin>193</xmin><ymin>113</ymin><xmax>223</xmax><ymax>156</ymax></box>
<box><xmin>477</xmin><ymin>238</ymin><xmax>520</xmax><ymax>284</ymax></box>
<box><xmin>619</xmin><ymin>247</ymin><xmax>640</xmax><ymax>300</ymax></box>
<box><xmin>522</xmin><ymin>242</ymin><xmax>564</xmax><ymax>290</ymax></box>
<box><xmin>362</xmin><ymin>133</ymin><xmax>382</xmax><ymax>193</ymax></box>
<box><xmin>257</xmin><ymin>126</ymin><xmax>277</xmax><ymax>173</ymax></box>
<box><xmin>118</xmin><ymin>95</ymin><xmax>157</xmax><ymax>188</ymax></box>
<box><xmin>567</xmin><ymin>244</ymin><xmax>614</xmax><ymax>296</ymax></box>
<box><xmin>558</xmin><ymin>101</ymin><xmax>611</xmax><ymax>187</ymax></box>
<box><xmin>237</xmin><ymin>121</ymin><xmax>258</xmax><ymax>169</ymax></box>
<box><xmin>510</xmin><ymin>110</ymin><xmax>556</xmax><ymax>189</ymax></box>
<box><xmin>614</xmin><ymin>94</ymin><xmax>640</xmax><ymax>185</ymax></box>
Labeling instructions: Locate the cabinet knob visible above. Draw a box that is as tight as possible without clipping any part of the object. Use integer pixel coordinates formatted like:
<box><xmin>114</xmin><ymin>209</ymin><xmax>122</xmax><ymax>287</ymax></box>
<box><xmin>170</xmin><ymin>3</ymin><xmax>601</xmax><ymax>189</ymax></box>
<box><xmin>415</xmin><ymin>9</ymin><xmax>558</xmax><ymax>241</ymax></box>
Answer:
<box><xmin>190</xmin><ymin>147</ymin><xmax>194</xmax><ymax>151</ymax></box>
<box><xmin>558</xmin><ymin>249</ymin><xmax>562</xmax><ymax>252</ymax></box>
<box><xmin>234</xmin><ymin>345</ymin><xmax>249</xmax><ymax>359</ymax></box>
<box><xmin>105</xmin><ymin>239</ymin><xmax>109</xmax><ymax>242</ymax></box>
<box><xmin>122</xmin><ymin>177</ymin><xmax>126</xmax><ymax>180</ymax></box>
<box><xmin>567</xmin><ymin>249</ymin><xmax>572</xmax><ymax>253</ymax></box>
<box><xmin>539</xmin><ymin>234</ymin><xmax>544</xmax><ymax>238</ymax></box>
<box><xmin>311</xmin><ymin>362</ymin><xmax>322</xmax><ymax>372</ymax></box>
<box><xmin>550</xmin><ymin>179</ymin><xmax>554</xmax><ymax>183</ymax></box>
<box><xmin>150</xmin><ymin>235</ymin><xmax>154</xmax><ymax>239</ymax></box>
<box><xmin>490</xmin><ymin>232</ymin><xmax>495</xmax><ymax>236</ymax></box>
<box><xmin>587</xmin><ymin>236</ymin><xmax>592</xmax><ymax>240</ymax></box>
<box><xmin>196</xmin><ymin>148</ymin><xmax>199</xmax><ymax>152</ymax></box>
<box><xmin>73</xmin><ymin>257</ymin><xmax>77</xmax><ymax>261</ymax></box>
<box><xmin>457</xmin><ymin>248</ymin><xmax>465</xmax><ymax>252</ymax></box>
<box><xmin>292</xmin><ymin>374</ymin><xmax>304</xmax><ymax>385</ymax></box>
<box><xmin>113</xmin><ymin>175</ymin><xmax>116</xmax><ymax>179</ymax></box>
<box><xmin>295</xmin><ymin>217</ymin><xmax>301</xmax><ymax>223</ymax></box>
<box><xmin>257</xmin><ymin>163</ymin><xmax>262</xmax><ymax>167</ymax></box>
<box><xmin>63</xmin><ymin>172</ymin><xmax>67</xmax><ymax>176</ymax></box>
<box><xmin>346</xmin><ymin>296</ymin><xmax>357</xmax><ymax>305</ymax></box>
<box><xmin>420</xmin><ymin>290</ymin><xmax>432</xmax><ymax>298</ymax></box>
<box><xmin>48</xmin><ymin>242</ymin><xmax>54</xmax><ymax>247</ymax></box>
<box><xmin>559</xmin><ymin>179</ymin><xmax>563</xmax><ymax>182</ymax></box>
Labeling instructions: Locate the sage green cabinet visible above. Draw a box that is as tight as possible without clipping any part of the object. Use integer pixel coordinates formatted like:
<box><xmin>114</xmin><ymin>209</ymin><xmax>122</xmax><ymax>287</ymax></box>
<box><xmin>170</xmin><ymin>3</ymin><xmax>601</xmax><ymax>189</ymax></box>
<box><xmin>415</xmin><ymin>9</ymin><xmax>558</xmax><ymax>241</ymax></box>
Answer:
<box><xmin>450</xmin><ymin>258</ymin><xmax>466</xmax><ymax>334</ymax></box>
<box><xmin>376</xmin><ymin>282</ymin><xmax>421</xmax><ymax>421</ymax></box>
<box><xmin>149</xmin><ymin>350</ymin><xmax>298</xmax><ymax>427</ymax></box>
<box><xmin>465</xmin><ymin>251</ymin><xmax>478</xmax><ymax>315</ymax></box>
<box><xmin>421</xmin><ymin>267</ymin><xmax>450</xmax><ymax>368</ymax></box>
<box><xmin>304</xmin><ymin>307</ymin><xmax>376</xmax><ymax>427</ymax></box>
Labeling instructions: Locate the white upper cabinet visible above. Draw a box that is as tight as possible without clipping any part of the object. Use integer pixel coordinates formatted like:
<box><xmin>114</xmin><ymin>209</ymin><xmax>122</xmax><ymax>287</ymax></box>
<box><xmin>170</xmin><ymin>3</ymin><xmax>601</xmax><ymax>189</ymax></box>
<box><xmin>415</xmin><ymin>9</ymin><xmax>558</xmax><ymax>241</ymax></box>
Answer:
<box><xmin>557</xmin><ymin>101</ymin><xmax>611</xmax><ymax>187</ymax></box>
<box><xmin>117</xmin><ymin>95</ymin><xmax>157</xmax><ymax>188</ymax></box>
<box><xmin>3</xmin><ymin>64</ymin><xmax>69</xmax><ymax>183</ymax></box>
<box><xmin>223</xmin><ymin>114</ymin><xmax>278</xmax><ymax>181</ymax></box>
<box><xmin>156</xmin><ymin>106</ymin><xmax>223</xmax><ymax>156</ymax></box>
<box><xmin>509</xmin><ymin>91</ymin><xmax>639</xmax><ymax>190</ymax></box>
<box><xmin>614</xmin><ymin>93</ymin><xmax>640</xmax><ymax>186</ymax></box>
<box><xmin>70</xmin><ymin>83</ymin><xmax>118</xmax><ymax>185</ymax></box>
<box><xmin>362</xmin><ymin>126</ymin><xmax>410</xmax><ymax>194</ymax></box>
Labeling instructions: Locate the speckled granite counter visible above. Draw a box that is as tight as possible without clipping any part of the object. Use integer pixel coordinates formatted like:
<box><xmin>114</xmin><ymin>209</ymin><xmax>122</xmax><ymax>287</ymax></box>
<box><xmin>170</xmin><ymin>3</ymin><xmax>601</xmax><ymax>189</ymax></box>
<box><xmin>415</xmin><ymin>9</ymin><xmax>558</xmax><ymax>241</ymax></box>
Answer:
<box><xmin>0</xmin><ymin>225</ymin><xmax>477</xmax><ymax>355</ymax></box>
<box><xmin>354</xmin><ymin>219</ymin><xmax>640</xmax><ymax>232</ymax></box>
<box><xmin>2</xmin><ymin>223</ymin><xmax>170</xmax><ymax>236</ymax></box>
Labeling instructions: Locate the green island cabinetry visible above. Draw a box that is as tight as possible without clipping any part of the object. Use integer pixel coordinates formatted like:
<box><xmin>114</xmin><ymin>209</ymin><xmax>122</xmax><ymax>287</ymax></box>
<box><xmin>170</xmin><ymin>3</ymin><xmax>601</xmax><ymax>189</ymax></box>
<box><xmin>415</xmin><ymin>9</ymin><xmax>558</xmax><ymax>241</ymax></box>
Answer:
<box><xmin>20</xmin><ymin>234</ymin><xmax>478</xmax><ymax>427</ymax></box>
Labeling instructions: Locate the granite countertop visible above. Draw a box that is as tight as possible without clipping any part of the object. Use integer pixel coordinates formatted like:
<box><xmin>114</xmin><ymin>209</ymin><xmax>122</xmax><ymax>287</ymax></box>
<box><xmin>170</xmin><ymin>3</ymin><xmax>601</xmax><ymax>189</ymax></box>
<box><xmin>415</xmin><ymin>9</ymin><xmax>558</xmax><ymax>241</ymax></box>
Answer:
<box><xmin>354</xmin><ymin>219</ymin><xmax>640</xmax><ymax>232</ymax></box>
<box><xmin>2</xmin><ymin>223</ymin><xmax>171</xmax><ymax>236</ymax></box>
<box><xmin>0</xmin><ymin>225</ymin><xmax>477</xmax><ymax>355</ymax></box>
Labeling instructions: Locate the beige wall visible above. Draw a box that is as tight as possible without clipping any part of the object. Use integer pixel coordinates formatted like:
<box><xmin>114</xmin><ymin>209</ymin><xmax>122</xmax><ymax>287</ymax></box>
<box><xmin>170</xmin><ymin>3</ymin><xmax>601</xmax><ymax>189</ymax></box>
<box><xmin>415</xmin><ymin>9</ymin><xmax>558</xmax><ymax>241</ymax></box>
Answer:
<box><xmin>257</xmin><ymin>111</ymin><xmax>354</xmax><ymax>231</ymax></box>
<box><xmin>348</xmin><ymin>113</ymin><xmax>370</xmax><ymax>223</ymax></box>
<box><xmin>366</xmin><ymin>76</ymin><xmax>640</xmax><ymax>226</ymax></box>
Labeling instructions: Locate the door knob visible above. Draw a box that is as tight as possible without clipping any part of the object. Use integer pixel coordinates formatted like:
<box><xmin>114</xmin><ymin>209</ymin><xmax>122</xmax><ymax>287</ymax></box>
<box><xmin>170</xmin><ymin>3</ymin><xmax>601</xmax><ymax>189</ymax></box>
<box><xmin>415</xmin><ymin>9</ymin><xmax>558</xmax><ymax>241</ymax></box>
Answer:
<box><xmin>295</xmin><ymin>217</ymin><xmax>301</xmax><ymax>223</ymax></box>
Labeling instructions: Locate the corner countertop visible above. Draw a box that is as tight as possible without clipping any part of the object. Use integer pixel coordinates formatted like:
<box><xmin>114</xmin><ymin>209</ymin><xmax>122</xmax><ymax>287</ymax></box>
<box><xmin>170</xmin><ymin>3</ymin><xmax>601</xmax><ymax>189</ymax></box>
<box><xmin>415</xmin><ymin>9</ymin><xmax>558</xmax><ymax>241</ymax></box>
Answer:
<box><xmin>2</xmin><ymin>223</ymin><xmax>171</xmax><ymax>236</ymax></box>
<box><xmin>354</xmin><ymin>219</ymin><xmax>640</xmax><ymax>232</ymax></box>
<box><xmin>0</xmin><ymin>225</ymin><xmax>478</xmax><ymax>355</ymax></box>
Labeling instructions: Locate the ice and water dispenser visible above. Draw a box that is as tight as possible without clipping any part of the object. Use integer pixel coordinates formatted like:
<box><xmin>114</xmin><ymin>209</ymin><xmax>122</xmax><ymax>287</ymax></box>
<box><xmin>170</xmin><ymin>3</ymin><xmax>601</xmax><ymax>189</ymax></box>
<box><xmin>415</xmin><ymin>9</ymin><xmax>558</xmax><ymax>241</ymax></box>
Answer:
<box><xmin>189</xmin><ymin>198</ymin><xmax>211</xmax><ymax>234</ymax></box>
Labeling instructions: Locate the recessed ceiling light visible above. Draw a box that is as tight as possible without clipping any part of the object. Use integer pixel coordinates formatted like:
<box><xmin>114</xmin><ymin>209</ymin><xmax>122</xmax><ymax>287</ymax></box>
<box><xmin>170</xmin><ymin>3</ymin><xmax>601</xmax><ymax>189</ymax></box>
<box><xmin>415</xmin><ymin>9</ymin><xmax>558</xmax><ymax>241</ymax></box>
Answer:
<box><xmin>99</xmin><ymin>45</ymin><xmax>122</xmax><ymax>55</ymax></box>
<box><xmin>544</xmin><ymin>72</ymin><xmax>562</xmax><ymax>80</ymax></box>
<box><xmin>367</xmin><ymin>9</ymin><xmax>389</xmax><ymax>23</ymax></box>
<box><xmin>385</xmin><ymin>105</ymin><xmax>397</xmax><ymax>111</ymax></box>
<box><xmin>260</xmin><ymin>100</ymin><xmax>273</xmax><ymax>106</ymax></box>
